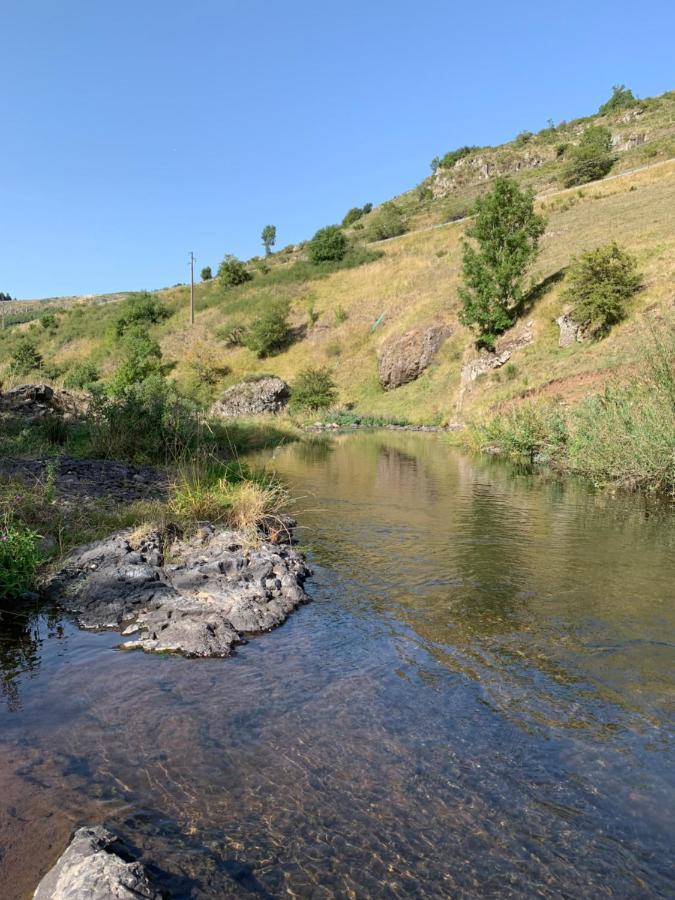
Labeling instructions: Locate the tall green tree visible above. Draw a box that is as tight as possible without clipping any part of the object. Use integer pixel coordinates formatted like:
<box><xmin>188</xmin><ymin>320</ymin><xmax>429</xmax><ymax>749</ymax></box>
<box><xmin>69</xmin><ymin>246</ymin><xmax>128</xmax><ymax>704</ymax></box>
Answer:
<box><xmin>200</xmin><ymin>266</ymin><xmax>212</xmax><ymax>281</ymax></box>
<box><xmin>459</xmin><ymin>177</ymin><xmax>546</xmax><ymax>348</ymax></box>
<box><xmin>261</xmin><ymin>224</ymin><xmax>277</xmax><ymax>256</ymax></box>
<box><xmin>218</xmin><ymin>254</ymin><xmax>253</xmax><ymax>287</ymax></box>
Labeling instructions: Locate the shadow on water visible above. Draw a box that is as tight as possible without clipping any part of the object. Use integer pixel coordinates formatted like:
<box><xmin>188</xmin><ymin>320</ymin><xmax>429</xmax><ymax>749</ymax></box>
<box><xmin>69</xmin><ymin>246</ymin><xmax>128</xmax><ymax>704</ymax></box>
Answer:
<box><xmin>1</xmin><ymin>431</ymin><xmax>674</xmax><ymax>898</ymax></box>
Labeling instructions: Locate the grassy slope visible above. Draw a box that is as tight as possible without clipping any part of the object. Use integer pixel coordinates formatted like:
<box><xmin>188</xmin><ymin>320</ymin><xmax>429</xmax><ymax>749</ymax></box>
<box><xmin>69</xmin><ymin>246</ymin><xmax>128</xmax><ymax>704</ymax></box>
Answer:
<box><xmin>1</xmin><ymin>92</ymin><xmax>674</xmax><ymax>426</ymax></box>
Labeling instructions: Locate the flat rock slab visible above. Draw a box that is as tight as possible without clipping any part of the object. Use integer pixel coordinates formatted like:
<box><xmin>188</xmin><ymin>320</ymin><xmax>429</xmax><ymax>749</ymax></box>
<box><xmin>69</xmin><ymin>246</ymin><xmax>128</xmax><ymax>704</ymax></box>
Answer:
<box><xmin>46</xmin><ymin>524</ymin><xmax>311</xmax><ymax>658</ymax></box>
<box><xmin>0</xmin><ymin>456</ymin><xmax>168</xmax><ymax>504</ymax></box>
<box><xmin>33</xmin><ymin>826</ymin><xmax>162</xmax><ymax>899</ymax></box>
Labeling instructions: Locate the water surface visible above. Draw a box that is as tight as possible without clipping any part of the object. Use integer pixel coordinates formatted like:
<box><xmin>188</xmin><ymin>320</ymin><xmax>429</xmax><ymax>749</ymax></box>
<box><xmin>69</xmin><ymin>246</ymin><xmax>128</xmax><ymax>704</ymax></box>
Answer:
<box><xmin>1</xmin><ymin>433</ymin><xmax>673</xmax><ymax>897</ymax></box>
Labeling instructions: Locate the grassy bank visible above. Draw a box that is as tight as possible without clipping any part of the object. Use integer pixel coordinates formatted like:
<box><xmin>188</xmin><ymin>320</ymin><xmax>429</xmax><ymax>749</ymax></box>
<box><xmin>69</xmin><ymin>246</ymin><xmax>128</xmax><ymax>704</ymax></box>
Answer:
<box><xmin>468</xmin><ymin>321</ymin><xmax>675</xmax><ymax>494</ymax></box>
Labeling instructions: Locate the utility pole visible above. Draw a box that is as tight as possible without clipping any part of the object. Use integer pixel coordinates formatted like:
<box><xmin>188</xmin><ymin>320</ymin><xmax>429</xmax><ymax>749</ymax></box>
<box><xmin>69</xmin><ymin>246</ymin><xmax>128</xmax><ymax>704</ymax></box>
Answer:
<box><xmin>189</xmin><ymin>252</ymin><xmax>195</xmax><ymax>325</ymax></box>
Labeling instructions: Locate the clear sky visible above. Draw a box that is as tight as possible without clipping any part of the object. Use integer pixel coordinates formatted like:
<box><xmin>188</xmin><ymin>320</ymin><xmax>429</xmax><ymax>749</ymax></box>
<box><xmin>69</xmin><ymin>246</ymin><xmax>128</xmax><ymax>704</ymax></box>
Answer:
<box><xmin>1</xmin><ymin>0</ymin><xmax>673</xmax><ymax>299</ymax></box>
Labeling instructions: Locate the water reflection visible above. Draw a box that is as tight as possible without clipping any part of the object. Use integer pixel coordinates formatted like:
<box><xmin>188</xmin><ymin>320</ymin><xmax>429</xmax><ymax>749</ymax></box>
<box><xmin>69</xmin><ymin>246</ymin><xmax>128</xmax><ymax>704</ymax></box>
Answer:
<box><xmin>0</xmin><ymin>434</ymin><xmax>673</xmax><ymax>898</ymax></box>
<box><xmin>0</xmin><ymin>602</ymin><xmax>64</xmax><ymax>712</ymax></box>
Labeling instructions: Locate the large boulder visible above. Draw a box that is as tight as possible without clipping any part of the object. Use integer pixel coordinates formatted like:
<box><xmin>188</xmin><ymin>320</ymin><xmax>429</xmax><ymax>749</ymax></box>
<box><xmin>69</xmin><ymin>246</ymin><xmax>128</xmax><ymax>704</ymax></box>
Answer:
<box><xmin>377</xmin><ymin>325</ymin><xmax>451</xmax><ymax>390</ymax></box>
<box><xmin>0</xmin><ymin>384</ymin><xmax>89</xmax><ymax>420</ymax></box>
<box><xmin>45</xmin><ymin>523</ymin><xmax>311</xmax><ymax>658</ymax></box>
<box><xmin>33</xmin><ymin>826</ymin><xmax>162</xmax><ymax>899</ymax></box>
<box><xmin>209</xmin><ymin>376</ymin><xmax>289</xmax><ymax>417</ymax></box>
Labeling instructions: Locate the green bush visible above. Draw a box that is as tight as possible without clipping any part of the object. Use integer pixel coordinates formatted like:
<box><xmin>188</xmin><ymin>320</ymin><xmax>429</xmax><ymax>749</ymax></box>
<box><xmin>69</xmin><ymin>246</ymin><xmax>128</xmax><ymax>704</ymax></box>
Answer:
<box><xmin>437</xmin><ymin>146</ymin><xmax>479</xmax><ymax>169</ymax></box>
<box><xmin>366</xmin><ymin>201</ymin><xmax>407</xmax><ymax>241</ymax></box>
<box><xmin>218</xmin><ymin>254</ymin><xmax>253</xmax><ymax>287</ymax></box>
<box><xmin>0</xmin><ymin>518</ymin><xmax>42</xmax><ymax>598</ymax></box>
<box><xmin>200</xmin><ymin>266</ymin><xmax>212</xmax><ymax>281</ymax></box>
<box><xmin>90</xmin><ymin>375</ymin><xmax>202</xmax><ymax>464</ymax></box>
<box><xmin>598</xmin><ymin>84</ymin><xmax>637</xmax><ymax>116</ymax></box>
<box><xmin>563</xmin><ymin>125</ymin><xmax>615</xmax><ymax>187</ymax></box>
<box><xmin>289</xmin><ymin>367</ymin><xmax>337</xmax><ymax>412</ymax></box>
<box><xmin>64</xmin><ymin>360</ymin><xmax>99</xmax><ymax>390</ymax></box>
<box><xmin>562</xmin><ymin>242</ymin><xmax>641</xmax><ymax>336</ymax></box>
<box><xmin>40</xmin><ymin>312</ymin><xmax>58</xmax><ymax>330</ymax></box>
<box><xmin>309</xmin><ymin>226</ymin><xmax>348</xmax><ymax>263</ymax></box>
<box><xmin>109</xmin><ymin>325</ymin><xmax>163</xmax><ymax>394</ymax></box>
<box><xmin>115</xmin><ymin>291</ymin><xmax>170</xmax><ymax>338</ymax></box>
<box><xmin>481</xmin><ymin>401</ymin><xmax>568</xmax><ymax>462</ymax></box>
<box><xmin>243</xmin><ymin>303</ymin><xmax>291</xmax><ymax>358</ymax></box>
<box><xmin>9</xmin><ymin>339</ymin><xmax>43</xmax><ymax>375</ymax></box>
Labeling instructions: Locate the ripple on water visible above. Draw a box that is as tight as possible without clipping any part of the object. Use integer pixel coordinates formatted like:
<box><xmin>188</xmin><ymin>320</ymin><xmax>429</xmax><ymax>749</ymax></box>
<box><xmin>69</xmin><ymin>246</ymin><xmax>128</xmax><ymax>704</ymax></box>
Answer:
<box><xmin>1</xmin><ymin>433</ymin><xmax>674</xmax><ymax>897</ymax></box>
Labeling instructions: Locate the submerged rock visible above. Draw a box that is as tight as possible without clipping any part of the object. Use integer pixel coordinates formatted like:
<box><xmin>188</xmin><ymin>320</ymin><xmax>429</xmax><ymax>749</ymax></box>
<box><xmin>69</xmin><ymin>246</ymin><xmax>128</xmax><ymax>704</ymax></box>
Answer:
<box><xmin>33</xmin><ymin>826</ymin><xmax>162</xmax><ymax>899</ymax></box>
<box><xmin>209</xmin><ymin>376</ymin><xmax>289</xmax><ymax>417</ymax></box>
<box><xmin>45</xmin><ymin>524</ymin><xmax>310</xmax><ymax>658</ymax></box>
<box><xmin>377</xmin><ymin>324</ymin><xmax>451</xmax><ymax>390</ymax></box>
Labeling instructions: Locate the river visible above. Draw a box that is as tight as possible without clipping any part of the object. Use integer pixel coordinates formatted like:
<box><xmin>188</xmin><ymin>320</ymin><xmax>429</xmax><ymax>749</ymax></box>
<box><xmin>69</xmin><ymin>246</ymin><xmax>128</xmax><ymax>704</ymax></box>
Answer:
<box><xmin>1</xmin><ymin>432</ymin><xmax>673</xmax><ymax>897</ymax></box>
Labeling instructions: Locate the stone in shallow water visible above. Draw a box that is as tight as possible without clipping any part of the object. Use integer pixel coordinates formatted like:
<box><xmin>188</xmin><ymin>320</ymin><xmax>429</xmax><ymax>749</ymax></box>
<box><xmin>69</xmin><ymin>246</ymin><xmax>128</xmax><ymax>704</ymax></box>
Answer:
<box><xmin>45</xmin><ymin>524</ymin><xmax>311</xmax><ymax>658</ymax></box>
<box><xmin>33</xmin><ymin>826</ymin><xmax>162</xmax><ymax>899</ymax></box>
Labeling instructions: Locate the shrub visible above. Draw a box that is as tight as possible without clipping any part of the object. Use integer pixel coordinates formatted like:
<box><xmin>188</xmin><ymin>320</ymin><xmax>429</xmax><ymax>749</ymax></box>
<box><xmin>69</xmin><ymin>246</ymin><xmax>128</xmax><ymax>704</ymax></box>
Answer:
<box><xmin>0</xmin><ymin>517</ymin><xmax>42</xmax><ymax>598</ymax></box>
<box><xmin>9</xmin><ymin>339</ymin><xmax>43</xmax><ymax>375</ymax></box>
<box><xmin>90</xmin><ymin>375</ymin><xmax>202</xmax><ymax>464</ymax></box>
<box><xmin>200</xmin><ymin>266</ymin><xmax>212</xmax><ymax>281</ymax></box>
<box><xmin>215</xmin><ymin>322</ymin><xmax>247</xmax><ymax>347</ymax></box>
<box><xmin>459</xmin><ymin>177</ymin><xmax>546</xmax><ymax>348</ymax></box>
<box><xmin>563</xmin><ymin>125</ymin><xmax>615</xmax><ymax>187</ymax></box>
<box><xmin>342</xmin><ymin>207</ymin><xmax>365</xmax><ymax>227</ymax></box>
<box><xmin>115</xmin><ymin>291</ymin><xmax>170</xmax><ymax>338</ymax></box>
<box><xmin>218</xmin><ymin>254</ymin><xmax>253</xmax><ymax>287</ymax></box>
<box><xmin>334</xmin><ymin>304</ymin><xmax>348</xmax><ymax>324</ymax></box>
<box><xmin>366</xmin><ymin>202</ymin><xmax>407</xmax><ymax>241</ymax></box>
<box><xmin>362</xmin><ymin>203</ymin><xmax>373</xmax><ymax>215</ymax></box>
<box><xmin>438</xmin><ymin>146</ymin><xmax>479</xmax><ymax>169</ymax></box>
<box><xmin>109</xmin><ymin>325</ymin><xmax>163</xmax><ymax>394</ymax></box>
<box><xmin>64</xmin><ymin>360</ymin><xmax>99</xmax><ymax>390</ymax></box>
<box><xmin>309</xmin><ymin>226</ymin><xmax>348</xmax><ymax>263</ymax></box>
<box><xmin>598</xmin><ymin>85</ymin><xmax>637</xmax><ymax>116</ymax></box>
<box><xmin>40</xmin><ymin>312</ymin><xmax>58</xmax><ymax>330</ymax></box>
<box><xmin>562</xmin><ymin>242</ymin><xmax>641</xmax><ymax>336</ymax></box>
<box><xmin>481</xmin><ymin>401</ymin><xmax>568</xmax><ymax>463</ymax></box>
<box><xmin>515</xmin><ymin>130</ymin><xmax>533</xmax><ymax>146</ymax></box>
<box><xmin>243</xmin><ymin>302</ymin><xmax>291</xmax><ymax>358</ymax></box>
<box><xmin>289</xmin><ymin>367</ymin><xmax>337</xmax><ymax>412</ymax></box>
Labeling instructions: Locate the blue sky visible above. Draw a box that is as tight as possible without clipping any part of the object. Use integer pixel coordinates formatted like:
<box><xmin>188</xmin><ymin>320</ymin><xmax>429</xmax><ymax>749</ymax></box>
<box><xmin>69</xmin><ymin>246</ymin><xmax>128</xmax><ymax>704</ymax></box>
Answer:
<box><xmin>1</xmin><ymin>0</ymin><xmax>673</xmax><ymax>299</ymax></box>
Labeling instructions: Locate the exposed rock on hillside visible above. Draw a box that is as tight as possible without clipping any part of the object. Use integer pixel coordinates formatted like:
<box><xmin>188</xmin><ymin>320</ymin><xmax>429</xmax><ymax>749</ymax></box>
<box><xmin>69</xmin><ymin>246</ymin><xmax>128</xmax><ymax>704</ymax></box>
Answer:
<box><xmin>461</xmin><ymin>321</ymin><xmax>535</xmax><ymax>383</ymax></box>
<box><xmin>377</xmin><ymin>324</ymin><xmax>451</xmax><ymax>389</ymax></box>
<box><xmin>0</xmin><ymin>383</ymin><xmax>89</xmax><ymax>420</ymax></box>
<box><xmin>210</xmin><ymin>376</ymin><xmax>289</xmax><ymax>417</ymax></box>
<box><xmin>46</xmin><ymin>523</ymin><xmax>310</xmax><ymax>658</ymax></box>
<box><xmin>33</xmin><ymin>826</ymin><xmax>162</xmax><ymax>900</ymax></box>
<box><xmin>556</xmin><ymin>312</ymin><xmax>587</xmax><ymax>347</ymax></box>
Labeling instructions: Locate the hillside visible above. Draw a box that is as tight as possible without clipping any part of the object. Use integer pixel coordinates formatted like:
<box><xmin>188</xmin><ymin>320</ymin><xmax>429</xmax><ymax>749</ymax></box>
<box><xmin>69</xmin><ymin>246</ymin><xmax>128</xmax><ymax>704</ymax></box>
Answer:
<box><xmin>1</xmin><ymin>87</ymin><xmax>674</xmax><ymax>429</ymax></box>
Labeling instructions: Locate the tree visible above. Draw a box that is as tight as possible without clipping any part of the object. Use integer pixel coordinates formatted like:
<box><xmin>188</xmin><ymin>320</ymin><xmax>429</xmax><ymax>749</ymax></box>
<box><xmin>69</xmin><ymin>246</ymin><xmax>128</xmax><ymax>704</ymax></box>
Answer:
<box><xmin>459</xmin><ymin>177</ymin><xmax>546</xmax><ymax>348</ymax></box>
<box><xmin>342</xmin><ymin>207</ymin><xmax>365</xmax><ymax>227</ymax></box>
<box><xmin>218</xmin><ymin>254</ymin><xmax>253</xmax><ymax>287</ymax></box>
<box><xmin>562</xmin><ymin>242</ymin><xmax>641</xmax><ymax>337</ymax></box>
<box><xmin>0</xmin><ymin>292</ymin><xmax>13</xmax><ymax>302</ymax></box>
<box><xmin>200</xmin><ymin>266</ymin><xmax>212</xmax><ymax>281</ymax></box>
<box><xmin>563</xmin><ymin>125</ymin><xmax>615</xmax><ymax>187</ymax></box>
<box><xmin>598</xmin><ymin>85</ymin><xmax>637</xmax><ymax>116</ymax></box>
<box><xmin>261</xmin><ymin>224</ymin><xmax>277</xmax><ymax>256</ymax></box>
<box><xmin>309</xmin><ymin>225</ymin><xmax>348</xmax><ymax>263</ymax></box>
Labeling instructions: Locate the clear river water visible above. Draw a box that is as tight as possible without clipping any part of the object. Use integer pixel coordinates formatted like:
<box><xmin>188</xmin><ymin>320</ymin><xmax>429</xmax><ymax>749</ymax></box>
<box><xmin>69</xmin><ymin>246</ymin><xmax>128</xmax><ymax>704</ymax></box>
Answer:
<box><xmin>0</xmin><ymin>432</ymin><xmax>673</xmax><ymax>898</ymax></box>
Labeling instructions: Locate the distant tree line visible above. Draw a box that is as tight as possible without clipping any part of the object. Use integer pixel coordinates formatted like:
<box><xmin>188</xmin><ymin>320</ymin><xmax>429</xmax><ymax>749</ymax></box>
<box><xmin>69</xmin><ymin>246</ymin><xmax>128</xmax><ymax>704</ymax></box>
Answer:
<box><xmin>0</xmin><ymin>292</ymin><xmax>14</xmax><ymax>302</ymax></box>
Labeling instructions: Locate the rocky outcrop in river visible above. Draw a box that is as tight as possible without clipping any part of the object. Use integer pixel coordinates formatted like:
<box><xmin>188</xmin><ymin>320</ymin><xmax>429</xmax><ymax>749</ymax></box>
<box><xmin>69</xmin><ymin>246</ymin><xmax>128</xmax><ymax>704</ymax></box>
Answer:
<box><xmin>33</xmin><ymin>826</ymin><xmax>162</xmax><ymax>899</ymax></box>
<box><xmin>46</xmin><ymin>523</ymin><xmax>310</xmax><ymax>658</ymax></box>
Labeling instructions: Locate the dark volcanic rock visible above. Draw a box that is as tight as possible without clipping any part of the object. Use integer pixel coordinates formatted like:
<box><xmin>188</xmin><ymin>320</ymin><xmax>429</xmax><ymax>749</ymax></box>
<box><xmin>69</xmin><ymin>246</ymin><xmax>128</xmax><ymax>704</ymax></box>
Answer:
<box><xmin>46</xmin><ymin>524</ymin><xmax>311</xmax><ymax>658</ymax></box>
<box><xmin>377</xmin><ymin>325</ymin><xmax>451</xmax><ymax>390</ymax></box>
<box><xmin>0</xmin><ymin>383</ymin><xmax>89</xmax><ymax>420</ymax></box>
<box><xmin>0</xmin><ymin>456</ymin><xmax>167</xmax><ymax>504</ymax></box>
<box><xmin>210</xmin><ymin>376</ymin><xmax>289</xmax><ymax>417</ymax></box>
<box><xmin>33</xmin><ymin>826</ymin><xmax>162</xmax><ymax>899</ymax></box>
